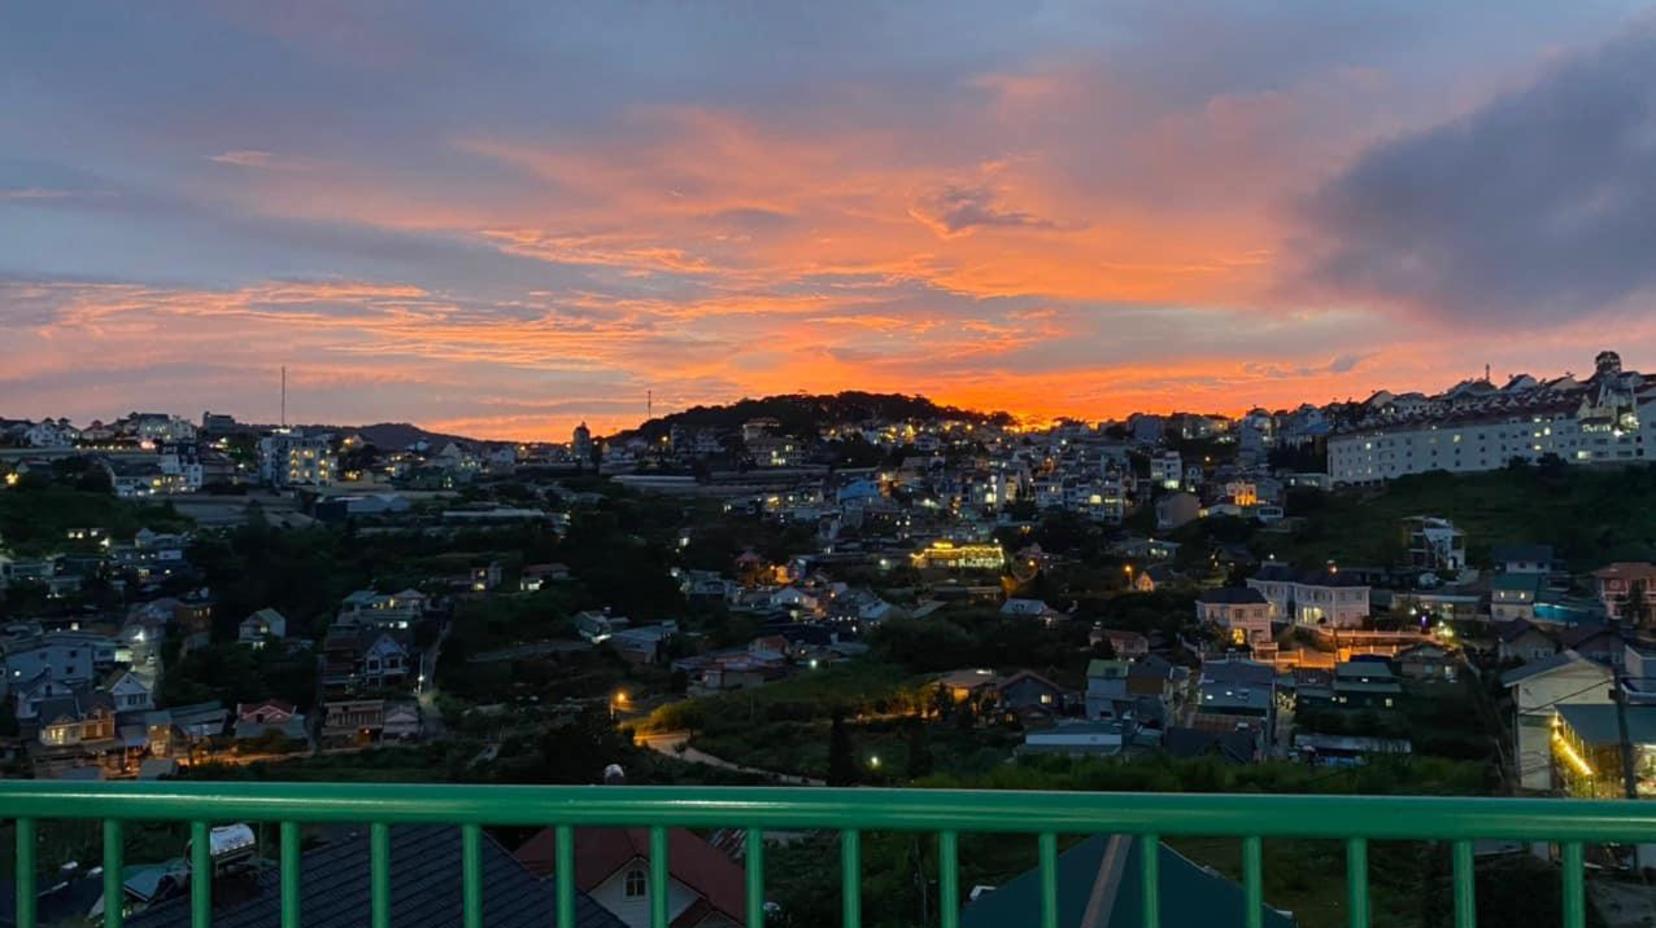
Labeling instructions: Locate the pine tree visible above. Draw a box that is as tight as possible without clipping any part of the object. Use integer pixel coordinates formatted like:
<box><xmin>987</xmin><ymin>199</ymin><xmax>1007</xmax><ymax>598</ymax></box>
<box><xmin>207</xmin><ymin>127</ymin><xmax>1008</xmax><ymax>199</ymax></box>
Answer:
<box><xmin>828</xmin><ymin>708</ymin><xmax>857</xmax><ymax>786</ymax></box>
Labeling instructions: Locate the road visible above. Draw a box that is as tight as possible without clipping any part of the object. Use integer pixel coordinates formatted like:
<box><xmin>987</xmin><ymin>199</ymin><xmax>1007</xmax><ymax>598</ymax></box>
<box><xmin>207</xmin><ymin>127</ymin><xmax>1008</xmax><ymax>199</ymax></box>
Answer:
<box><xmin>637</xmin><ymin>731</ymin><xmax>826</xmax><ymax>786</ymax></box>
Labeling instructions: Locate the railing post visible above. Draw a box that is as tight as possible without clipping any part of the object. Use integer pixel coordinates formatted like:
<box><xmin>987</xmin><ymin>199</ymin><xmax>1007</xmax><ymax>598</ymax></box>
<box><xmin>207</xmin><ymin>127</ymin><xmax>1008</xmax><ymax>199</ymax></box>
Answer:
<box><xmin>554</xmin><ymin>825</ymin><xmax>575</xmax><ymax>928</ymax></box>
<box><xmin>1141</xmin><ymin>834</ymin><xmax>1159</xmax><ymax>928</ymax></box>
<box><xmin>938</xmin><ymin>831</ymin><xmax>960</xmax><ymax>928</ymax></box>
<box><xmin>649</xmin><ymin>826</ymin><xmax>670</xmax><ymax>928</ymax></box>
<box><xmin>104</xmin><ymin>819</ymin><xmax>124</xmax><ymax>928</ymax></box>
<box><xmin>1451</xmin><ymin>840</ymin><xmax>1475</xmax><ymax>928</ymax></box>
<box><xmin>1039</xmin><ymin>833</ymin><xmax>1059</xmax><ymax>928</ymax></box>
<box><xmin>745</xmin><ymin>828</ymin><xmax>765</xmax><ymax>928</ymax></box>
<box><xmin>191</xmin><ymin>820</ymin><xmax>212</xmax><ymax>928</ymax></box>
<box><xmin>280</xmin><ymin>822</ymin><xmax>301</xmax><ymax>928</ymax></box>
<box><xmin>462</xmin><ymin>824</ymin><xmax>484</xmax><ymax>928</ymax></box>
<box><xmin>841</xmin><ymin>829</ymin><xmax>861</xmax><ymax>928</ymax></box>
<box><xmin>1242</xmin><ymin>836</ymin><xmax>1263</xmax><ymax>928</ymax></box>
<box><xmin>370</xmin><ymin>823</ymin><xmax>391</xmax><ymax>928</ymax></box>
<box><xmin>16</xmin><ymin>817</ymin><xmax>36</xmax><ymax>928</ymax></box>
<box><xmin>1561</xmin><ymin>842</ymin><xmax>1585</xmax><ymax>928</ymax></box>
<box><xmin>1346</xmin><ymin>837</ymin><xmax>1369</xmax><ymax>928</ymax></box>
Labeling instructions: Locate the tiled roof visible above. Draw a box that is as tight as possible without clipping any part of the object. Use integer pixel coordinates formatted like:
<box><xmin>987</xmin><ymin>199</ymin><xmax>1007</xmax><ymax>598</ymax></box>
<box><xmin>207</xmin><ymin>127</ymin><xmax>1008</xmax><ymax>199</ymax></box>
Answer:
<box><xmin>515</xmin><ymin>827</ymin><xmax>745</xmax><ymax>926</ymax></box>
<box><xmin>128</xmin><ymin>825</ymin><xmax>623</xmax><ymax>928</ymax></box>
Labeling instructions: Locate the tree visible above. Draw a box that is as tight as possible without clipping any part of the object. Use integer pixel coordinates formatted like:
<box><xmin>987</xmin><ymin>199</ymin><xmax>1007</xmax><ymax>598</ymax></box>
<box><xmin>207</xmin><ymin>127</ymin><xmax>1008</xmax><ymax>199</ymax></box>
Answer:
<box><xmin>904</xmin><ymin>719</ymin><xmax>933</xmax><ymax>780</ymax></box>
<box><xmin>827</xmin><ymin>708</ymin><xmax>858</xmax><ymax>786</ymax></box>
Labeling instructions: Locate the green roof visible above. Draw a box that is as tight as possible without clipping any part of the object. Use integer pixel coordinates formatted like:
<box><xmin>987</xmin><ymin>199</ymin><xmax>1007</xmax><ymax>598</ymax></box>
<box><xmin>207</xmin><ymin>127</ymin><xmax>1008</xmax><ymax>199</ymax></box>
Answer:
<box><xmin>1557</xmin><ymin>704</ymin><xmax>1656</xmax><ymax>747</ymax></box>
<box><xmin>1493</xmin><ymin>574</ymin><xmax>1542</xmax><ymax>592</ymax></box>
<box><xmin>961</xmin><ymin>834</ymin><xmax>1294</xmax><ymax>928</ymax></box>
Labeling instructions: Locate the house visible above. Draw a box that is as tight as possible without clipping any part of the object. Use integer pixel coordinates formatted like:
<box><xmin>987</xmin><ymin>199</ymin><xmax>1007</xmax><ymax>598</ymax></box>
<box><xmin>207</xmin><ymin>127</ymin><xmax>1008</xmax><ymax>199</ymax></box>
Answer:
<box><xmin>1394</xmin><ymin>642</ymin><xmax>1458</xmax><ymax>682</ymax></box>
<box><xmin>470</xmin><ymin>561</ymin><xmax>504</xmax><ymax>592</ymax></box>
<box><xmin>962</xmin><ymin>834</ymin><xmax>1292</xmax><ymax>928</ymax></box>
<box><xmin>1131</xmin><ymin>564</ymin><xmax>1179</xmax><ymax>594</ymax></box>
<box><xmin>1020</xmin><ymin>719</ymin><xmax>1137</xmax><ymax>757</ymax></box>
<box><xmin>1593</xmin><ymin>563</ymin><xmax>1656</xmax><ymax>624</ymax></box>
<box><xmin>1551</xmin><ymin>704</ymin><xmax>1656</xmax><ymax>798</ymax></box>
<box><xmin>1161</xmin><ymin>726</ymin><xmax>1259</xmax><ymax>764</ymax></box>
<box><xmin>382</xmin><ymin>700</ymin><xmax>422</xmax><ymax>740</ymax></box>
<box><xmin>338</xmin><ymin>588</ymin><xmax>426</xmax><ymax>629</ymax></box>
<box><xmin>576</xmin><ymin>610</ymin><xmax>631</xmax><ymax>643</ymax></box>
<box><xmin>1491</xmin><ymin>574</ymin><xmax>1541</xmax><ymax>623</ymax></box>
<box><xmin>127</xmin><ymin>825</ymin><xmax>624</xmax><ymax>928</ymax></box>
<box><xmin>103</xmin><ymin>668</ymin><xmax>155</xmax><ymax>714</ymax></box>
<box><xmin>32</xmin><ymin>688</ymin><xmax>121</xmax><ymax>778</ymax></box>
<box><xmin>237</xmin><ymin>608</ymin><xmax>288</xmax><ymax>648</ymax></box>
<box><xmin>1196</xmin><ymin>588</ymin><xmax>1272</xmax><ymax>648</ymax></box>
<box><xmin>1328</xmin><ymin>660</ymin><xmax>1403</xmax><ymax>710</ymax></box>
<box><xmin>1091</xmin><ymin>627</ymin><xmax>1150</xmax><ymax>659</ymax></box>
<box><xmin>139</xmin><ymin>702</ymin><xmax>229</xmax><ymax>760</ymax></box>
<box><xmin>1493</xmin><ymin>544</ymin><xmax>1556</xmax><ymax>576</ymax></box>
<box><xmin>1558</xmin><ymin>625</ymin><xmax>1624</xmax><ymax>667</ymax></box>
<box><xmin>1292</xmin><ymin>732</ymin><xmax>1412</xmax><ymax>767</ymax></box>
<box><xmin>321</xmin><ymin>698</ymin><xmax>387</xmax><ymax>746</ymax></box>
<box><xmin>1246</xmin><ymin>564</ymin><xmax>1370</xmax><ymax>628</ymax></box>
<box><xmin>1403</xmin><ymin>516</ymin><xmax>1466</xmax><ymax>573</ymax></box>
<box><xmin>1192</xmin><ymin>660</ymin><xmax>1276</xmax><ymax>735</ymax></box>
<box><xmin>1001</xmin><ymin>598</ymin><xmax>1055</xmax><ymax>619</ymax></box>
<box><xmin>233</xmin><ymin>699</ymin><xmax>307</xmax><ymax>742</ymax></box>
<box><xmin>607</xmin><ymin>623</ymin><xmax>679</xmax><ymax>666</ymax></box>
<box><xmin>1497</xmin><ymin>620</ymin><xmax>1559</xmax><ymax>664</ymax></box>
<box><xmin>515</xmin><ymin>826</ymin><xmax>745</xmax><ymax>928</ymax></box>
<box><xmin>996</xmin><ymin>671</ymin><xmax>1069</xmax><ymax>714</ymax></box>
<box><xmin>940</xmin><ymin>668</ymin><xmax>1004</xmax><ymax>704</ymax></box>
<box><xmin>1154</xmin><ymin>493</ymin><xmax>1200</xmax><ymax>531</ymax></box>
<box><xmin>520</xmin><ymin>563</ymin><xmax>572</xmax><ymax>592</ymax></box>
<box><xmin>321</xmin><ymin>628</ymin><xmax>413</xmax><ymax>695</ymax></box>
<box><xmin>1502</xmin><ymin>650</ymin><xmax>1614</xmax><ymax>791</ymax></box>
<box><xmin>1085</xmin><ymin>657</ymin><xmax>1184</xmax><ymax>725</ymax></box>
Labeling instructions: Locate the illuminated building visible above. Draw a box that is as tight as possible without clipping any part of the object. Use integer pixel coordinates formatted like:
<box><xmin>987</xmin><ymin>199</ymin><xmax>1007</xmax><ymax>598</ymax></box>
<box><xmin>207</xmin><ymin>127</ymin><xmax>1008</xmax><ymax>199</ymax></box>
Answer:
<box><xmin>258</xmin><ymin>430</ymin><xmax>336</xmax><ymax>488</ymax></box>
<box><xmin>1328</xmin><ymin>351</ymin><xmax>1654</xmax><ymax>484</ymax></box>
<box><xmin>910</xmin><ymin>540</ymin><xmax>1006</xmax><ymax>571</ymax></box>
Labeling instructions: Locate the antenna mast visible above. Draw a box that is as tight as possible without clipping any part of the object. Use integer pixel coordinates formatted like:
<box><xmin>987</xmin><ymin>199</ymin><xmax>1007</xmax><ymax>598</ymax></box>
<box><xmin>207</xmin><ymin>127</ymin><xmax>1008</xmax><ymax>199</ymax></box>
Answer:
<box><xmin>280</xmin><ymin>366</ymin><xmax>287</xmax><ymax>427</ymax></box>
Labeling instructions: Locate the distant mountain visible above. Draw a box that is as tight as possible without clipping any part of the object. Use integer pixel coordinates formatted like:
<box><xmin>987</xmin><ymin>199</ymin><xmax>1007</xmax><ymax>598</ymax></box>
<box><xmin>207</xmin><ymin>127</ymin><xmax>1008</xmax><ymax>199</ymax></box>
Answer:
<box><xmin>610</xmin><ymin>391</ymin><xmax>1013</xmax><ymax>442</ymax></box>
<box><xmin>297</xmin><ymin>421</ymin><xmax>499</xmax><ymax>451</ymax></box>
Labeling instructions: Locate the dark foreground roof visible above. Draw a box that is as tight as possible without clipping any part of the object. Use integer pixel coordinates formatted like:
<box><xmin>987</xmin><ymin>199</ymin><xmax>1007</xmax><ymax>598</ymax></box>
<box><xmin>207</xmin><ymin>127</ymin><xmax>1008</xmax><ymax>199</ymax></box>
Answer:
<box><xmin>962</xmin><ymin>834</ymin><xmax>1294</xmax><ymax>928</ymax></box>
<box><xmin>128</xmin><ymin>825</ymin><xmax>624</xmax><ymax>928</ymax></box>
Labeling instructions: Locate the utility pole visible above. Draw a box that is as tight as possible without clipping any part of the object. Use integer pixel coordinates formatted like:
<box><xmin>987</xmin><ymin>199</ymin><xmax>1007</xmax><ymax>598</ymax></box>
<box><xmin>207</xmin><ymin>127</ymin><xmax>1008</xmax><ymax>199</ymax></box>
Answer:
<box><xmin>1614</xmin><ymin>669</ymin><xmax>1639</xmax><ymax>799</ymax></box>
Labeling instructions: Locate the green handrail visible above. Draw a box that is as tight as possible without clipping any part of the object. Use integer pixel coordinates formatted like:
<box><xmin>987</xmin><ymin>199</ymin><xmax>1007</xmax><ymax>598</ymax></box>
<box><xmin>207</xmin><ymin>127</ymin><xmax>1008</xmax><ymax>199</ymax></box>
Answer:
<box><xmin>4</xmin><ymin>782</ymin><xmax>1653</xmax><ymax>840</ymax></box>
<box><xmin>1</xmin><ymin>783</ymin><xmax>1640</xmax><ymax>928</ymax></box>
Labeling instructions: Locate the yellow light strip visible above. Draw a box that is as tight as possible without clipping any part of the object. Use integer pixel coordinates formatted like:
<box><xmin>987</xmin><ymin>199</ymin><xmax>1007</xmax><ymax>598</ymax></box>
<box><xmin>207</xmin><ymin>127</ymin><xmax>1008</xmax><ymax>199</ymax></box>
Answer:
<box><xmin>1553</xmin><ymin>732</ymin><xmax>1595</xmax><ymax>778</ymax></box>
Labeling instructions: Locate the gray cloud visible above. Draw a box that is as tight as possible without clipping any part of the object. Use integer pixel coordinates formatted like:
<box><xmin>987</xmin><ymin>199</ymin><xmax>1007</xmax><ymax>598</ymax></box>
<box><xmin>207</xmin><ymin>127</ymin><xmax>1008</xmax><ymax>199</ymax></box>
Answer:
<box><xmin>909</xmin><ymin>183</ymin><xmax>1059</xmax><ymax>237</ymax></box>
<box><xmin>1295</xmin><ymin>21</ymin><xmax>1656</xmax><ymax>325</ymax></box>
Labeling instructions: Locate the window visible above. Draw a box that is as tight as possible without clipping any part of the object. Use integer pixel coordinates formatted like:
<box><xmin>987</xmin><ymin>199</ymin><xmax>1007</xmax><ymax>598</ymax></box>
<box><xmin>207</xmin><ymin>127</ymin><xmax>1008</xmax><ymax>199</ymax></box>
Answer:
<box><xmin>624</xmin><ymin>868</ymin><xmax>647</xmax><ymax>898</ymax></box>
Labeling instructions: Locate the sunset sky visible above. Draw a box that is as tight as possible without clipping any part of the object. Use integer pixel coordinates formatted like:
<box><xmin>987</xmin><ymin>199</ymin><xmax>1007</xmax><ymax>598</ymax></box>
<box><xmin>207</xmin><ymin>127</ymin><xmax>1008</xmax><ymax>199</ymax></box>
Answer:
<box><xmin>5</xmin><ymin>3</ymin><xmax>1656</xmax><ymax>440</ymax></box>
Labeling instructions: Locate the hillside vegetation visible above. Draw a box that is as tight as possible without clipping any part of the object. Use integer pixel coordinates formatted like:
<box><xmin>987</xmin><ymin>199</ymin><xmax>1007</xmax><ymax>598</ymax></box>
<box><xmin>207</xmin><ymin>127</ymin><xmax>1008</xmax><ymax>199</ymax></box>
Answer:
<box><xmin>1262</xmin><ymin>462</ymin><xmax>1656</xmax><ymax>571</ymax></box>
<box><xmin>618</xmin><ymin>391</ymin><xmax>1013</xmax><ymax>441</ymax></box>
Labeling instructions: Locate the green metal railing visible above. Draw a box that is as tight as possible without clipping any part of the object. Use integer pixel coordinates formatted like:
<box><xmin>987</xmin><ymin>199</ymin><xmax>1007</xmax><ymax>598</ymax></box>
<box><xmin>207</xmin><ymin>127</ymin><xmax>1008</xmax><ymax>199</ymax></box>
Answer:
<box><xmin>5</xmin><ymin>782</ymin><xmax>1654</xmax><ymax>928</ymax></box>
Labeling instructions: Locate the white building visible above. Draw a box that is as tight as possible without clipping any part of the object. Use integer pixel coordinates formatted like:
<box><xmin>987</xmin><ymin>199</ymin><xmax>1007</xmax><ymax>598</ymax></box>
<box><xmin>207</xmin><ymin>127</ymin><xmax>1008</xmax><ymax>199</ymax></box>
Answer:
<box><xmin>1149</xmin><ymin>451</ymin><xmax>1183</xmax><ymax>490</ymax></box>
<box><xmin>1328</xmin><ymin>352</ymin><xmax>1654</xmax><ymax>484</ymax></box>
<box><xmin>1502</xmin><ymin>651</ymin><xmax>1614</xmax><ymax>792</ymax></box>
<box><xmin>258</xmin><ymin>430</ymin><xmax>336</xmax><ymax>487</ymax></box>
<box><xmin>1245</xmin><ymin>564</ymin><xmax>1370</xmax><ymax>628</ymax></box>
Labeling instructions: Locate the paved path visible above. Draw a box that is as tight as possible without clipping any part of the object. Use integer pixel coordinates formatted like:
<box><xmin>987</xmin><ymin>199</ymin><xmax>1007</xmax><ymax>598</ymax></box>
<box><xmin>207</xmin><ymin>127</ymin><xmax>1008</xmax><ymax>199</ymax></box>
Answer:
<box><xmin>638</xmin><ymin>731</ymin><xmax>825</xmax><ymax>786</ymax></box>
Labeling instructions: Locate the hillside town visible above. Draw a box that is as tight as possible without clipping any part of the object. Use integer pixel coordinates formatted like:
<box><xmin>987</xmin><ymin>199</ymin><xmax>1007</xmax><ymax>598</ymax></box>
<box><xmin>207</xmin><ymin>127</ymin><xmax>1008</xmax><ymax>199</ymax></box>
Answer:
<box><xmin>2</xmin><ymin>351</ymin><xmax>1656</xmax><ymax>927</ymax></box>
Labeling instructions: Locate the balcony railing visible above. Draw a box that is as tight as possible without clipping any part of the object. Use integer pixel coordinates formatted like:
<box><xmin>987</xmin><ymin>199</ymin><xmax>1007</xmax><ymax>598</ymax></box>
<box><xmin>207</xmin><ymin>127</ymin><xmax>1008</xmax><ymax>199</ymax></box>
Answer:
<box><xmin>4</xmin><ymin>781</ymin><xmax>1656</xmax><ymax>928</ymax></box>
